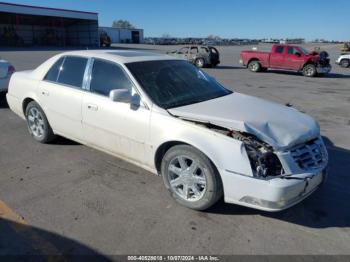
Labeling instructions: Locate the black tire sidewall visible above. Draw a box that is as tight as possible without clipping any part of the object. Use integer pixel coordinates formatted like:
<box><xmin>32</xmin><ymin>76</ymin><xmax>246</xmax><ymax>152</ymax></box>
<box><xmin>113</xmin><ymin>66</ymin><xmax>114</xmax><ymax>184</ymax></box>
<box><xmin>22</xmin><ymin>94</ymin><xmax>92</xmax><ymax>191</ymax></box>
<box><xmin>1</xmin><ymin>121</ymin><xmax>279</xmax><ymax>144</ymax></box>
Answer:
<box><xmin>340</xmin><ymin>59</ymin><xmax>350</xmax><ymax>68</ymax></box>
<box><xmin>25</xmin><ymin>101</ymin><xmax>54</xmax><ymax>143</ymax></box>
<box><xmin>161</xmin><ymin>145</ymin><xmax>222</xmax><ymax>210</ymax></box>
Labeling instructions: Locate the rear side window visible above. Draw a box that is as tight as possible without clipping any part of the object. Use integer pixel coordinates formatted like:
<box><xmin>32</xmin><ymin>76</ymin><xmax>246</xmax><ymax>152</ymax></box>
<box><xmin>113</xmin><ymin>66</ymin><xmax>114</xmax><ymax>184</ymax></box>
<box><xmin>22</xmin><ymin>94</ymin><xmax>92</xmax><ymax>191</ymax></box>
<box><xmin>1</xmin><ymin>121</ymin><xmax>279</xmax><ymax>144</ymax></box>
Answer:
<box><xmin>200</xmin><ymin>47</ymin><xmax>209</xmax><ymax>53</ymax></box>
<box><xmin>190</xmin><ymin>47</ymin><xmax>198</xmax><ymax>54</ymax></box>
<box><xmin>44</xmin><ymin>57</ymin><xmax>64</xmax><ymax>82</ymax></box>
<box><xmin>57</xmin><ymin>56</ymin><xmax>88</xmax><ymax>88</ymax></box>
<box><xmin>89</xmin><ymin>59</ymin><xmax>133</xmax><ymax>96</ymax></box>
<box><xmin>275</xmin><ymin>46</ymin><xmax>284</xmax><ymax>54</ymax></box>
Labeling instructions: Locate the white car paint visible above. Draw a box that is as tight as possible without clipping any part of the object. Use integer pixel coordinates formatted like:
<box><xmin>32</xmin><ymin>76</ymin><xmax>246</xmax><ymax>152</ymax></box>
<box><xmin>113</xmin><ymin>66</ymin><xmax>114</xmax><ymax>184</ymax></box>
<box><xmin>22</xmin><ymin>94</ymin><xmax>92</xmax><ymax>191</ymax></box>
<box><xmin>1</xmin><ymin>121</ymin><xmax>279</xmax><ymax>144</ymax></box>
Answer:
<box><xmin>0</xmin><ymin>60</ymin><xmax>14</xmax><ymax>92</ymax></box>
<box><xmin>6</xmin><ymin>50</ymin><xmax>328</xmax><ymax>211</ymax></box>
<box><xmin>336</xmin><ymin>53</ymin><xmax>350</xmax><ymax>66</ymax></box>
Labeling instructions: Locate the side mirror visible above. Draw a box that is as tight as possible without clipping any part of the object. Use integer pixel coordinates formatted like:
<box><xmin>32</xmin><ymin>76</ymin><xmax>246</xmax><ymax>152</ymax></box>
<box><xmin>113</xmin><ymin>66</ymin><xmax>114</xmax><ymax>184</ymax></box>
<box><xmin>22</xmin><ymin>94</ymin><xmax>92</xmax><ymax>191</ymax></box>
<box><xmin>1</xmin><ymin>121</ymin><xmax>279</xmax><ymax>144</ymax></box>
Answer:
<box><xmin>295</xmin><ymin>52</ymin><xmax>301</xmax><ymax>57</ymax></box>
<box><xmin>109</xmin><ymin>89</ymin><xmax>132</xmax><ymax>103</ymax></box>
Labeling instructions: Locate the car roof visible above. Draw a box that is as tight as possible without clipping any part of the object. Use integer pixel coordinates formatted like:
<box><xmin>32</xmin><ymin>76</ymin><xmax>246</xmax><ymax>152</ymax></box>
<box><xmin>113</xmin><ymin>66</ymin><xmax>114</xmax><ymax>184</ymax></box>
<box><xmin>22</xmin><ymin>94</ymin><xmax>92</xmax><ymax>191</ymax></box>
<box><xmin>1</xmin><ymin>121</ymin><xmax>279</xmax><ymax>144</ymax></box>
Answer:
<box><xmin>59</xmin><ymin>50</ymin><xmax>181</xmax><ymax>64</ymax></box>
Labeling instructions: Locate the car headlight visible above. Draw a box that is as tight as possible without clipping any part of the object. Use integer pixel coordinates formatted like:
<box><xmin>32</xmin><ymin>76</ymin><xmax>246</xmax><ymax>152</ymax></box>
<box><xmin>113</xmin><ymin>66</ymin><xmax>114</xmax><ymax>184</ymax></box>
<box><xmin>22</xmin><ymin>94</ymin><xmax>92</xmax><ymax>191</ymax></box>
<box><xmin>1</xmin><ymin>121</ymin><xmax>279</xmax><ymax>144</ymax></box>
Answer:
<box><xmin>228</xmin><ymin>130</ymin><xmax>284</xmax><ymax>178</ymax></box>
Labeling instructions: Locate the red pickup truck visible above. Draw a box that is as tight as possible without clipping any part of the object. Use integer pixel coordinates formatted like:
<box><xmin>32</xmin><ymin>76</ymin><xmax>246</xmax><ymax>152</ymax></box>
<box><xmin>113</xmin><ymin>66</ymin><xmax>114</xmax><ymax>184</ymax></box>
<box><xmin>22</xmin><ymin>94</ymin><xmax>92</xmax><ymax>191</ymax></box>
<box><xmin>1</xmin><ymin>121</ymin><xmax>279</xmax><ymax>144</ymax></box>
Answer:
<box><xmin>240</xmin><ymin>44</ymin><xmax>331</xmax><ymax>77</ymax></box>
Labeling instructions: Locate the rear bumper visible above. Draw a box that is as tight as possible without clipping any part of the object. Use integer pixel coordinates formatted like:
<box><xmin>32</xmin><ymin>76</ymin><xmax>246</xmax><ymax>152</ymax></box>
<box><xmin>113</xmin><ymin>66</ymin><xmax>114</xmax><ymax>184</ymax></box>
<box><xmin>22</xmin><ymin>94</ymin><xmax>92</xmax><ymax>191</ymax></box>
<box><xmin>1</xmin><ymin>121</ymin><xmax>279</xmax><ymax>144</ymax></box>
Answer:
<box><xmin>221</xmin><ymin>168</ymin><xmax>327</xmax><ymax>212</ymax></box>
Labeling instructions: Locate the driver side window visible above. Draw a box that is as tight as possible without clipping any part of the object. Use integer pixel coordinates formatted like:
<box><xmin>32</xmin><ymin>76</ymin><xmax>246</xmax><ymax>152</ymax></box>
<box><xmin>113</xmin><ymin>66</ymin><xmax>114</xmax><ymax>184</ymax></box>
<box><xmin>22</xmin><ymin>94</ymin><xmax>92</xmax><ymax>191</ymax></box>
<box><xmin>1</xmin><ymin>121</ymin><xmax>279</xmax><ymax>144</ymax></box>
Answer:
<box><xmin>89</xmin><ymin>59</ymin><xmax>134</xmax><ymax>97</ymax></box>
<box><xmin>287</xmin><ymin>47</ymin><xmax>298</xmax><ymax>55</ymax></box>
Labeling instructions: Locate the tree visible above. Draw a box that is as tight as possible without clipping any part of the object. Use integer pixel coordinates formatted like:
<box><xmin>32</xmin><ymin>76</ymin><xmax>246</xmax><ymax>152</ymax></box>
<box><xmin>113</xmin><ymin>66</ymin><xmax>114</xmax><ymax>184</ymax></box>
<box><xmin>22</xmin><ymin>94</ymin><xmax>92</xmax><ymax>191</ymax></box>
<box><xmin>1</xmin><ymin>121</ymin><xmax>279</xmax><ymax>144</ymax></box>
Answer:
<box><xmin>112</xmin><ymin>20</ymin><xmax>135</xmax><ymax>29</ymax></box>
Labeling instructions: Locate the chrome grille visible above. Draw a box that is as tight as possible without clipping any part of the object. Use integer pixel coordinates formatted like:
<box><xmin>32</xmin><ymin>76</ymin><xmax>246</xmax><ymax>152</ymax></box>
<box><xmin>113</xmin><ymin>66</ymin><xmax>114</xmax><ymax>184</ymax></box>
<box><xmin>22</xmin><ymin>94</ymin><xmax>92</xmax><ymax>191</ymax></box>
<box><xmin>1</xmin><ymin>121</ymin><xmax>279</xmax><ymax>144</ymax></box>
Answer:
<box><xmin>290</xmin><ymin>138</ymin><xmax>327</xmax><ymax>170</ymax></box>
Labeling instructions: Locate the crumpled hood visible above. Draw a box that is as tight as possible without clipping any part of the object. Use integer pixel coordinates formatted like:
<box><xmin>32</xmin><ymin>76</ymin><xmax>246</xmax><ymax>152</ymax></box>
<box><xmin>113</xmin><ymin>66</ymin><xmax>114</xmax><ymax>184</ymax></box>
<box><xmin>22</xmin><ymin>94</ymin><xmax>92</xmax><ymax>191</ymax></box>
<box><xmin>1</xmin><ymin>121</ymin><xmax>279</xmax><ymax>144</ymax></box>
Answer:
<box><xmin>168</xmin><ymin>93</ymin><xmax>320</xmax><ymax>150</ymax></box>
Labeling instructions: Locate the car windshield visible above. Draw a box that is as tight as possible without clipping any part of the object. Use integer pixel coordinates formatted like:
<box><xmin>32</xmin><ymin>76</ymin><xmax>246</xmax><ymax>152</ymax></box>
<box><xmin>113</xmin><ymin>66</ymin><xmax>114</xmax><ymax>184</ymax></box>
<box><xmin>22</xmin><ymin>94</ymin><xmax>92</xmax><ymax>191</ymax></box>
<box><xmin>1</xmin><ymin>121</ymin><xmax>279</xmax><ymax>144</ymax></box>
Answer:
<box><xmin>126</xmin><ymin>60</ymin><xmax>232</xmax><ymax>109</ymax></box>
<box><xmin>299</xmin><ymin>46</ymin><xmax>309</xmax><ymax>55</ymax></box>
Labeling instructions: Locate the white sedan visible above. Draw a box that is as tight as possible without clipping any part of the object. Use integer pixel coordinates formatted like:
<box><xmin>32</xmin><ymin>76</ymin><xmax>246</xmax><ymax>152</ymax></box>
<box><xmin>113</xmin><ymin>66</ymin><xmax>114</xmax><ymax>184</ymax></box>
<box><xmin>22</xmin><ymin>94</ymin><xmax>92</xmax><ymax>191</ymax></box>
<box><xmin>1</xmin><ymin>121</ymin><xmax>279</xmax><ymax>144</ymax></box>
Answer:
<box><xmin>6</xmin><ymin>50</ymin><xmax>328</xmax><ymax>211</ymax></box>
<box><xmin>0</xmin><ymin>59</ymin><xmax>15</xmax><ymax>93</ymax></box>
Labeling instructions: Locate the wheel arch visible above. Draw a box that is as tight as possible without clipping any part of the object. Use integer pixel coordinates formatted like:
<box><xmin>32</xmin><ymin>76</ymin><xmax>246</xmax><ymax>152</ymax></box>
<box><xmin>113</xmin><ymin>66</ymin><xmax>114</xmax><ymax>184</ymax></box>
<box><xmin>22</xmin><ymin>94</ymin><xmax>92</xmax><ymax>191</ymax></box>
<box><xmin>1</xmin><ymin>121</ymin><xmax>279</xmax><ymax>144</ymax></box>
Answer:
<box><xmin>22</xmin><ymin>97</ymin><xmax>35</xmax><ymax>115</ymax></box>
<box><xmin>154</xmin><ymin>140</ymin><xmax>222</xmax><ymax>177</ymax></box>
<box><xmin>340</xmin><ymin>58</ymin><xmax>350</xmax><ymax>67</ymax></box>
<box><xmin>154</xmin><ymin>141</ymin><xmax>190</xmax><ymax>174</ymax></box>
<box><xmin>154</xmin><ymin>140</ymin><xmax>224</xmax><ymax>191</ymax></box>
<box><xmin>247</xmin><ymin>58</ymin><xmax>261</xmax><ymax>68</ymax></box>
<box><xmin>302</xmin><ymin>59</ymin><xmax>316</xmax><ymax>69</ymax></box>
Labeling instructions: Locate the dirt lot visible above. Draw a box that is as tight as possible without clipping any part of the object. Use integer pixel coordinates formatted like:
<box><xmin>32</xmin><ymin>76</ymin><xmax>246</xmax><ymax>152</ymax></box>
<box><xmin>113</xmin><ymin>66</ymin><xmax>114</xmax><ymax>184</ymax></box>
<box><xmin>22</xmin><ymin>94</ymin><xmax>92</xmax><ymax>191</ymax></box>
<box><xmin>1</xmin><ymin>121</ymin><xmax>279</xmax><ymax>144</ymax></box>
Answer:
<box><xmin>0</xmin><ymin>44</ymin><xmax>349</xmax><ymax>256</ymax></box>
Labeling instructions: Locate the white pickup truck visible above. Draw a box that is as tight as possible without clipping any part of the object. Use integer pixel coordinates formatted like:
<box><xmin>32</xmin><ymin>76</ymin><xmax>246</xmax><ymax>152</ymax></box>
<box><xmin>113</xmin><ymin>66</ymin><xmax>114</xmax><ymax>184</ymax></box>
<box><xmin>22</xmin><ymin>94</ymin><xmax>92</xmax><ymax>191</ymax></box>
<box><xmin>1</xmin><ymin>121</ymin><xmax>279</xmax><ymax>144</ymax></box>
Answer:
<box><xmin>336</xmin><ymin>54</ymin><xmax>350</xmax><ymax>68</ymax></box>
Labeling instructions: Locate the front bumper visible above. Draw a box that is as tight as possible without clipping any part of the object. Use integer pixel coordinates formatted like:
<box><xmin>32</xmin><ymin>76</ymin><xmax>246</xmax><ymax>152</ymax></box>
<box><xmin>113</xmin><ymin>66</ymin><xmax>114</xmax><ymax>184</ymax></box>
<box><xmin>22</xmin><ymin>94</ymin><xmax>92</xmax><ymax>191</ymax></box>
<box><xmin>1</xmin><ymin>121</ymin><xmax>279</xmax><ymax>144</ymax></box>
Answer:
<box><xmin>221</xmin><ymin>168</ymin><xmax>327</xmax><ymax>212</ymax></box>
<box><xmin>317</xmin><ymin>65</ymin><xmax>331</xmax><ymax>74</ymax></box>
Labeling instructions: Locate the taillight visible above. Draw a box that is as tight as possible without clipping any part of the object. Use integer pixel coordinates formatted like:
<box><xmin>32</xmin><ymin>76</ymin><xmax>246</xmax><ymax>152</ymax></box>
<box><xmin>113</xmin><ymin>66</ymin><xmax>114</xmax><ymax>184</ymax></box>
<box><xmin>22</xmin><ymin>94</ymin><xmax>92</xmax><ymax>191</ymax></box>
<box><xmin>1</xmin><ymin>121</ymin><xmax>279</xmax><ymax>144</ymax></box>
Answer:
<box><xmin>8</xmin><ymin>65</ymin><xmax>15</xmax><ymax>76</ymax></box>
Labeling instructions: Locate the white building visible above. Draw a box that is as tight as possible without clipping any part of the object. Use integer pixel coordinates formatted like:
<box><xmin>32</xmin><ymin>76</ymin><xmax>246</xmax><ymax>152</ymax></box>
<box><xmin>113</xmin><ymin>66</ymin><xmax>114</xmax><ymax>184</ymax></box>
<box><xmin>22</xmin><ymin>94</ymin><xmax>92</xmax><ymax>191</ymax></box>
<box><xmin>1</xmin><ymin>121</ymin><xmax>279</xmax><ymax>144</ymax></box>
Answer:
<box><xmin>99</xmin><ymin>26</ymin><xmax>144</xmax><ymax>44</ymax></box>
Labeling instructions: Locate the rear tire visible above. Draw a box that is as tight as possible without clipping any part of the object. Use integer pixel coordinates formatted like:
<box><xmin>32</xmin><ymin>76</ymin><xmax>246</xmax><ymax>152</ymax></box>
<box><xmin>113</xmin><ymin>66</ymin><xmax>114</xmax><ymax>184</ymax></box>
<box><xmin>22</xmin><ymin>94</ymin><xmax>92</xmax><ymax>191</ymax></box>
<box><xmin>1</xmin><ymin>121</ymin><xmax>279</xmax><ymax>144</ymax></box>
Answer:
<box><xmin>340</xmin><ymin>59</ymin><xmax>350</xmax><ymax>68</ymax></box>
<box><xmin>248</xmin><ymin>60</ymin><xmax>261</xmax><ymax>72</ymax></box>
<box><xmin>161</xmin><ymin>145</ymin><xmax>223</xmax><ymax>211</ymax></box>
<box><xmin>302</xmin><ymin>64</ymin><xmax>317</xmax><ymax>77</ymax></box>
<box><xmin>25</xmin><ymin>101</ymin><xmax>56</xmax><ymax>143</ymax></box>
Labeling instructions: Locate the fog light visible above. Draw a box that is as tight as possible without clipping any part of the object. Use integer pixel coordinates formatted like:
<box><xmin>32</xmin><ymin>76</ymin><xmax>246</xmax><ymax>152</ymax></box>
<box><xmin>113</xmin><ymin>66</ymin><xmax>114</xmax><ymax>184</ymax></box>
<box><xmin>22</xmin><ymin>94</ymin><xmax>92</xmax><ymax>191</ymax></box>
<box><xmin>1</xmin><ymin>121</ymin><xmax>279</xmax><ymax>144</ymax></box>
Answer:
<box><xmin>239</xmin><ymin>196</ymin><xmax>288</xmax><ymax>209</ymax></box>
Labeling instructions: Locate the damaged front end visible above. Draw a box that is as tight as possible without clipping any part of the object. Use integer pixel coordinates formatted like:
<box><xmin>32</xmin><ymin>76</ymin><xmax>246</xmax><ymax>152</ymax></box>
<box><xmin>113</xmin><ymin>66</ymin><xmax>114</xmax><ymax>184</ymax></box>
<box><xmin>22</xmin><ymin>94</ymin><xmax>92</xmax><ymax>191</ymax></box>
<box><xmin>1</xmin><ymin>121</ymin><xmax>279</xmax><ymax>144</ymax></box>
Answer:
<box><xmin>197</xmin><ymin>122</ymin><xmax>284</xmax><ymax>178</ymax></box>
<box><xmin>227</xmin><ymin>130</ymin><xmax>284</xmax><ymax>178</ymax></box>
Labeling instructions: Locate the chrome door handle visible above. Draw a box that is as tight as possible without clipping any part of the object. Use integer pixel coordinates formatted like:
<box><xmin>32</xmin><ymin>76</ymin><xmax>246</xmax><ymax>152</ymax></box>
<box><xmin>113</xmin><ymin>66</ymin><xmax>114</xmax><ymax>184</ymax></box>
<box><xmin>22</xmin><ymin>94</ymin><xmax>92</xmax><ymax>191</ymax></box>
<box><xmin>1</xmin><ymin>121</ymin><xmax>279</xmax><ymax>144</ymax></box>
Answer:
<box><xmin>87</xmin><ymin>104</ymin><xmax>98</xmax><ymax>111</ymax></box>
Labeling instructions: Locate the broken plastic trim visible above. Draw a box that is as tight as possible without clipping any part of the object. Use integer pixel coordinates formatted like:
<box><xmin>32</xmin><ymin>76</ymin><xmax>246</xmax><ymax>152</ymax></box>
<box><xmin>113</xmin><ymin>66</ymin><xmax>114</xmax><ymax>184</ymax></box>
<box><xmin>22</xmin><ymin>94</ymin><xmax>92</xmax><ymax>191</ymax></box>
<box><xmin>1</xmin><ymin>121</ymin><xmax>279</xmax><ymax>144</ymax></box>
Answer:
<box><xmin>184</xmin><ymin>120</ymin><xmax>285</xmax><ymax>178</ymax></box>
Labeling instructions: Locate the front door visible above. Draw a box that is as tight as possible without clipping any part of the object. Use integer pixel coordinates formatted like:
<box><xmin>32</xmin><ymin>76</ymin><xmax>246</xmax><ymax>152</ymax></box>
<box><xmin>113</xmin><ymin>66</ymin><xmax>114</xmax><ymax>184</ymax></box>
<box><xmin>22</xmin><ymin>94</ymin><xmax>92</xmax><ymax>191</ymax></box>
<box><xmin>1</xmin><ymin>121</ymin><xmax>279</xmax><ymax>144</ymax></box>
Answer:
<box><xmin>82</xmin><ymin>58</ymin><xmax>151</xmax><ymax>164</ymax></box>
<box><xmin>285</xmin><ymin>46</ymin><xmax>305</xmax><ymax>70</ymax></box>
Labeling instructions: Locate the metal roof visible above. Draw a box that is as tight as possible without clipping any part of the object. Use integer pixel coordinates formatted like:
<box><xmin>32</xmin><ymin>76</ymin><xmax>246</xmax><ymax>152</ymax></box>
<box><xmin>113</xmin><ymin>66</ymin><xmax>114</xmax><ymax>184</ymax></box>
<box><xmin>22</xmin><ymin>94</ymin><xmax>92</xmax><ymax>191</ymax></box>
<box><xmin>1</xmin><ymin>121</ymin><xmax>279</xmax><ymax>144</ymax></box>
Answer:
<box><xmin>0</xmin><ymin>2</ymin><xmax>98</xmax><ymax>20</ymax></box>
<box><xmin>50</xmin><ymin>50</ymin><xmax>181</xmax><ymax>64</ymax></box>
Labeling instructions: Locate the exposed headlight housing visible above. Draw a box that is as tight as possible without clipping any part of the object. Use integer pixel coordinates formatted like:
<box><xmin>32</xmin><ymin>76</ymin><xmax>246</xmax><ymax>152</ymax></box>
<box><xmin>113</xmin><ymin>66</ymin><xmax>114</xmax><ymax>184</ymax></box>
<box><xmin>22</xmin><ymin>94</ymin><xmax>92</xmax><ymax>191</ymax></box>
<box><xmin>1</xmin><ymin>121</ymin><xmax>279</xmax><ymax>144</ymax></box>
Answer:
<box><xmin>228</xmin><ymin>130</ymin><xmax>284</xmax><ymax>178</ymax></box>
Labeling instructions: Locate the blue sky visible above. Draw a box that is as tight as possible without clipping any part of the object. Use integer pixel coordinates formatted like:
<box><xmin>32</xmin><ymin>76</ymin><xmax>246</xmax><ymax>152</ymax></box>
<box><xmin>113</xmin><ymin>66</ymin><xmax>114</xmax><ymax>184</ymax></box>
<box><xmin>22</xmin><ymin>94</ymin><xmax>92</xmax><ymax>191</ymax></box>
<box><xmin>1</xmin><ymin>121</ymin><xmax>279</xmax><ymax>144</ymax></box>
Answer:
<box><xmin>6</xmin><ymin>0</ymin><xmax>350</xmax><ymax>40</ymax></box>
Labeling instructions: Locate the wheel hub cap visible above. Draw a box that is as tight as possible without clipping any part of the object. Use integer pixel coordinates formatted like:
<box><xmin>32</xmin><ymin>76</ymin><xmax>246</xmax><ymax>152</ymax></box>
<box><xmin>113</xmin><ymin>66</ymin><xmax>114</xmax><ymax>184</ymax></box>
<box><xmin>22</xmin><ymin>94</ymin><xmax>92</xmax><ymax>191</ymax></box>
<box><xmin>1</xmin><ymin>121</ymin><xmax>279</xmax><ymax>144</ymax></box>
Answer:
<box><xmin>168</xmin><ymin>156</ymin><xmax>207</xmax><ymax>202</ymax></box>
<box><xmin>27</xmin><ymin>108</ymin><xmax>45</xmax><ymax>138</ymax></box>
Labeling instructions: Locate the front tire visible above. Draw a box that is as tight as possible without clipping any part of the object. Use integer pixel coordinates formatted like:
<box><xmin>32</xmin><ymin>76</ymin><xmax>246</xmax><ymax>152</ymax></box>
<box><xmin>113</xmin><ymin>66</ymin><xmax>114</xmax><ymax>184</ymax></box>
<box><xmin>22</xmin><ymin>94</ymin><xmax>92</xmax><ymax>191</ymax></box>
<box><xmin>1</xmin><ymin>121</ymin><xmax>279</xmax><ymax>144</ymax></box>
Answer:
<box><xmin>25</xmin><ymin>101</ymin><xmax>56</xmax><ymax>143</ymax></box>
<box><xmin>161</xmin><ymin>145</ymin><xmax>223</xmax><ymax>210</ymax></box>
<box><xmin>340</xmin><ymin>59</ymin><xmax>350</xmax><ymax>68</ymax></box>
<box><xmin>302</xmin><ymin>64</ymin><xmax>317</xmax><ymax>77</ymax></box>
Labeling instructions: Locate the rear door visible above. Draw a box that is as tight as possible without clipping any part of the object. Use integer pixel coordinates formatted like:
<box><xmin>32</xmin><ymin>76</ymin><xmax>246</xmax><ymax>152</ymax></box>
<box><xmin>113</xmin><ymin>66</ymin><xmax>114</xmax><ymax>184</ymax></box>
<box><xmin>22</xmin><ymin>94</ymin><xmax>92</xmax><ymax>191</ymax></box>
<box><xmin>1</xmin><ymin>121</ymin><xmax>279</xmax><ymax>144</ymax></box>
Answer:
<box><xmin>189</xmin><ymin>46</ymin><xmax>199</xmax><ymax>63</ymax></box>
<box><xmin>38</xmin><ymin>56</ymin><xmax>88</xmax><ymax>141</ymax></box>
<box><xmin>285</xmin><ymin>46</ymin><xmax>305</xmax><ymax>70</ymax></box>
<box><xmin>269</xmin><ymin>45</ymin><xmax>285</xmax><ymax>68</ymax></box>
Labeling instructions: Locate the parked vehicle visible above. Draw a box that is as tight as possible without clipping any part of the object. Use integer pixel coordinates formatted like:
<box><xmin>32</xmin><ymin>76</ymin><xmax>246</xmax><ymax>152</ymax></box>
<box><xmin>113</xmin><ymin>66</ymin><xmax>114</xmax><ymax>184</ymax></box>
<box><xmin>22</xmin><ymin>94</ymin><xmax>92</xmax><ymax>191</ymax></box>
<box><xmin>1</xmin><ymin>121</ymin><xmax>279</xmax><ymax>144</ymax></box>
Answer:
<box><xmin>167</xmin><ymin>46</ymin><xmax>220</xmax><ymax>68</ymax></box>
<box><xmin>0</xmin><ymin>60</ymin><xmax>15</xmax><ymax>93</ymax></box>
<box><xmin>240</xmin><ymin>44</ymin><xmax>331</xmax><ymax>77</ymax></box>
<box><xmin>7</xmin><ymin>50</ymin><xmax>328</xmax><ymax>211</ymax></box>
<box><xmin>336</xmin><ymin>54</ymin><xmax>350</xmax><ymax>68</ymax></box>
